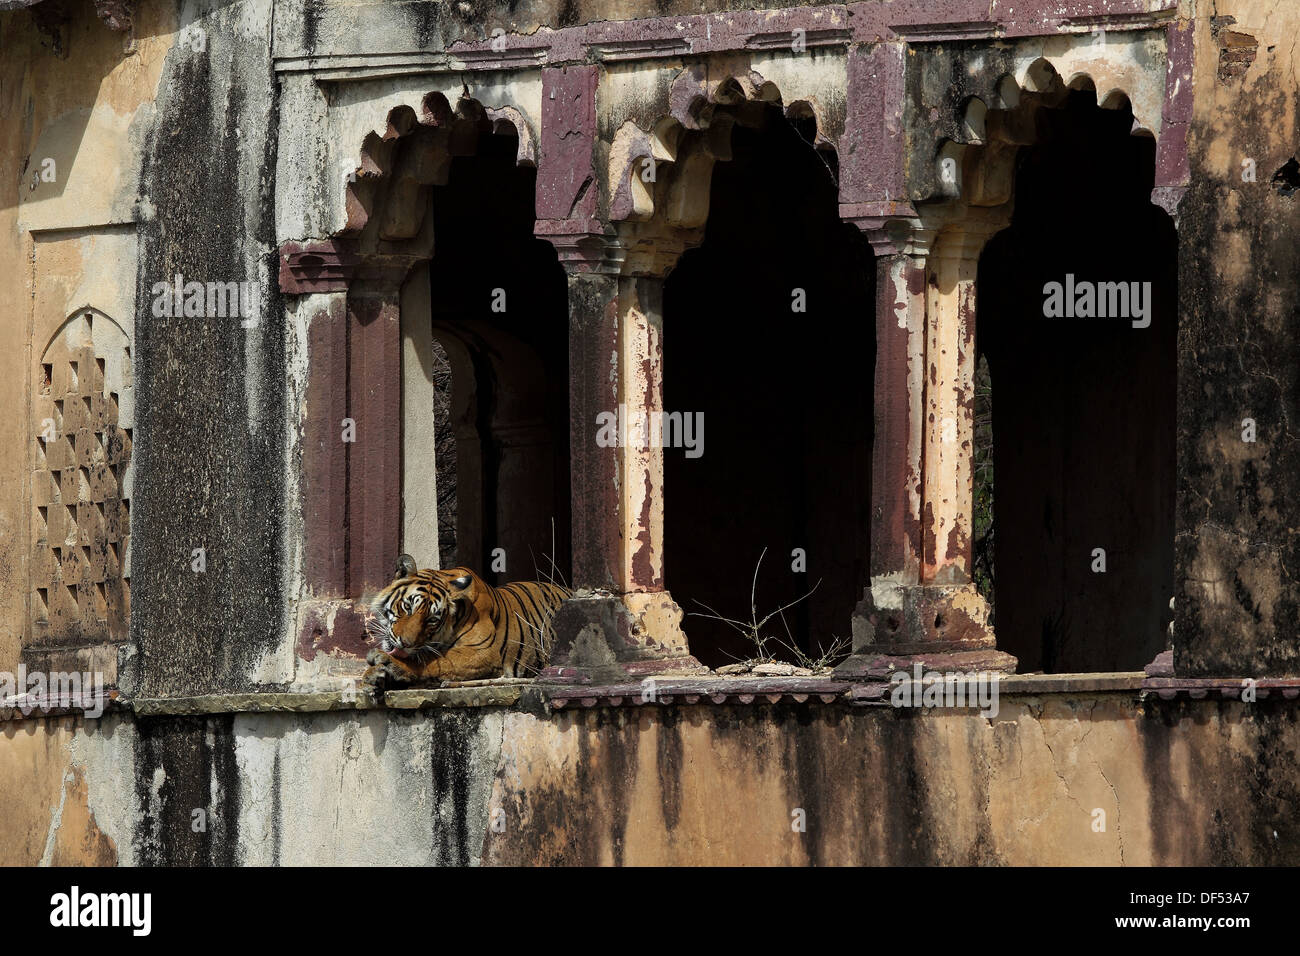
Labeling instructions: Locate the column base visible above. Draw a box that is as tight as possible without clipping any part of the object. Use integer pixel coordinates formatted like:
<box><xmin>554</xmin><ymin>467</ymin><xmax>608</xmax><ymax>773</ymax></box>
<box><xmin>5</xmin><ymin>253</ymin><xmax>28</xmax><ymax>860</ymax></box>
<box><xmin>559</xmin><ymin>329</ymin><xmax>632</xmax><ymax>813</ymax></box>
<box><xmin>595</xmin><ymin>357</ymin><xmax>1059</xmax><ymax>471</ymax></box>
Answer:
<box><xmin>540</xmin><ymin>589</ymin><xmax>706</xmax><ymax>684</ymax></box>
<box><xmin>833</xmin><ymin>580</ymin><xmax>1017</xmax><ymax>680</ymax></box>
<box><xmin>835</xmin><ymin>649</ymin><xmax>1019</xmax><ymax>680</ymax></box>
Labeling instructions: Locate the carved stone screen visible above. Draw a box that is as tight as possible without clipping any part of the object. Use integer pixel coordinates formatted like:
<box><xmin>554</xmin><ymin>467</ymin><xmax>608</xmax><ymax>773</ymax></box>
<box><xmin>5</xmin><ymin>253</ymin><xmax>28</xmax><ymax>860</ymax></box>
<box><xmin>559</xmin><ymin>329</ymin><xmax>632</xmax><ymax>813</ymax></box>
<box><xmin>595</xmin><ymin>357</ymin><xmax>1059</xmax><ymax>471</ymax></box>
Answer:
<box><xmin>29</xmin><ymin>309</ymin><xmax>133</xmax><ymax>664</ymax></box>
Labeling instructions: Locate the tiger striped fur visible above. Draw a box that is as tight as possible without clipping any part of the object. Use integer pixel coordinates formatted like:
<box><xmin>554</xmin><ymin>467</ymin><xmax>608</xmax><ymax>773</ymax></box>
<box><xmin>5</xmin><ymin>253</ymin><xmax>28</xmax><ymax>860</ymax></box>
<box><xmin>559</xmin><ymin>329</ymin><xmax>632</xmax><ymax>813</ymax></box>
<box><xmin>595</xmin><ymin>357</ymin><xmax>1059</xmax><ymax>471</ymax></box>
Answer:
<box><xmin>362</xmin><ymin>554</ymin><xmax>571</xmax><ymax>688</ymax></box>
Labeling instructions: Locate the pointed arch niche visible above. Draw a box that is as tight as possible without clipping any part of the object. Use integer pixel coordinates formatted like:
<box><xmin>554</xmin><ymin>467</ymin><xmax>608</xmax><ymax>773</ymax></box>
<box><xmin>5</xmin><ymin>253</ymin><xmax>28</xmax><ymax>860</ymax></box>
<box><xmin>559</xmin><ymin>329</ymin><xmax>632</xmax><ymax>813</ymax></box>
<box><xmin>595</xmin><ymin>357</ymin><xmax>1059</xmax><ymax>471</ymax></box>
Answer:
<box><xmin>973</xmin><ymin>65</ymin><xmax>1177</xmax><ymax>672</ymax></box>
<box><xmin>29</xmin><ymin>308</ymin><xmax>134</xmax><ymax>668</ymax></box>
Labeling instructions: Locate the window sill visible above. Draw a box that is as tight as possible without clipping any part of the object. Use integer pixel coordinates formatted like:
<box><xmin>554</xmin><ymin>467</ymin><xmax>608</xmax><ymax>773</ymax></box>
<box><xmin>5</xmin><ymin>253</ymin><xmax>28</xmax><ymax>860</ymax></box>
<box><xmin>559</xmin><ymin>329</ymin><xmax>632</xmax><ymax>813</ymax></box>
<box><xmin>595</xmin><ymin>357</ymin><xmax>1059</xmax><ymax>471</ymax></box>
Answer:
<box><xmin>6</xmin><ymin>671</ymin><xmax>1300</xmax><ymax>723</ymax></box>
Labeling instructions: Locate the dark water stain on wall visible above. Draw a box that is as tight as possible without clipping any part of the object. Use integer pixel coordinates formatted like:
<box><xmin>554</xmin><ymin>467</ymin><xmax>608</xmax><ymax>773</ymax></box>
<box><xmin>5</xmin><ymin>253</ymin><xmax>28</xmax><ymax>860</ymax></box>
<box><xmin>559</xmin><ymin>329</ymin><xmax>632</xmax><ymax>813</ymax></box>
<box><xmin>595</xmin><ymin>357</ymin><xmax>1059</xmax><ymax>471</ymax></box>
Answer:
<box><xmin>131</xmin><ymin>0</ymin><xmax>286</xmax><ymax>697</ymax></box>
<box><xmin>270</xmin><ymin>747</ymin><xmax>282</xmax><ymax>867</ymax></box>
<box><xmin>1174</xmin><ymin>38</ymin><xmax>1300</xmax><ymax>675</ymax></box>
<box><xmin>133</xmin><ymin>714</ymin><xmax>239</xmax><ymax>865</ymax></box>
<box><xmin>655</xmin><ymin>707</ymin><xmax>684</xmax><ymax>831</ymax></box>
<box><xmin>430</xmin><ymin>712</ymin><xmax>475</xmax><ymax>866</ymax></box>
<box><xmin>778</xmin><ymin>703</ymin><xmax>831</xmax><ymax>866</ymax></box>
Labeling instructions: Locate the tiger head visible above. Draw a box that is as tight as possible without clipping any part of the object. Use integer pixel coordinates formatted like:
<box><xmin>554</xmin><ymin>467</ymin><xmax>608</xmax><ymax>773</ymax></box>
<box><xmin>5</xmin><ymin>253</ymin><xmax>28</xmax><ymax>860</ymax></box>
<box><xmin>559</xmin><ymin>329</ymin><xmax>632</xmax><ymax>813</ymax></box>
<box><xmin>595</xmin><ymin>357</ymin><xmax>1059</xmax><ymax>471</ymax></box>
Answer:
<box><xmin>366</xmin><ymin>554</ymin><xmax>485</xmax><ymax>659</ymax></box>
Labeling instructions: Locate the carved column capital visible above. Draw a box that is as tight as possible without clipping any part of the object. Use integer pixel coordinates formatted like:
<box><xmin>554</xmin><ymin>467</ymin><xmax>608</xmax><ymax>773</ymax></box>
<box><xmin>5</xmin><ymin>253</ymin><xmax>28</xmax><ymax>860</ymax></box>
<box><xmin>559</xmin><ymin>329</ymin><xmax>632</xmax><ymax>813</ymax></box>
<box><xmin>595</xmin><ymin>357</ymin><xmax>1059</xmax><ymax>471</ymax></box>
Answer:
<box><xmin>840</xmin><ymin>201</ymin><xmax>934</xmax><ymax>258</ymax></box>
<box><xmin>278</xmin><ymin>240</ymin><xmax>428</xmax><ymax>297</ymax></box>
<box><xmin>919</xmin><ymin>205</ymin><xmax>1010</xmax><ymax>263</ymax></box>
<box><xmin>534</xmin><ymin>219</ymin><xmax>622</xmax><ymax>274</ymax></box>
<box><xmin>611</xmin><ymin>222</ymin><xmax>700</xmax><ymax>278</ymax></box>
<box><xmin>278</xmin><ymin>240</ymin><xmax>359</xmax><ymax>295</ymax></box>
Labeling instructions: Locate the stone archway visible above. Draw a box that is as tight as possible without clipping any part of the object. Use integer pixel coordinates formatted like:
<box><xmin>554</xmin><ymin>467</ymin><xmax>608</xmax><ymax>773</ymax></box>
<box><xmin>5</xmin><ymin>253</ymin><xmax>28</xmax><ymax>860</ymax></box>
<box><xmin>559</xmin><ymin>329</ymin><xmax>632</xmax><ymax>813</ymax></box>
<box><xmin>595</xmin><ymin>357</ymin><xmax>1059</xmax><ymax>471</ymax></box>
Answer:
<box><xmin>975</xmin><ymin>83</ymin><xmax>1177</xmax><ymax>673</ymax></box>
<box><xmin>660</xmin><ymin>100</ymin><xmax>874</xmax><ymax>669</ymax></box>
<box><xmin>838</xmin><ymin>32</ymin><xmax>1183</xmax><ymax>676</ymax></box>
<box><xmin>281</xmin><ymin>88</ymin><xmax>548</xmax><ymax>661</ymax></box>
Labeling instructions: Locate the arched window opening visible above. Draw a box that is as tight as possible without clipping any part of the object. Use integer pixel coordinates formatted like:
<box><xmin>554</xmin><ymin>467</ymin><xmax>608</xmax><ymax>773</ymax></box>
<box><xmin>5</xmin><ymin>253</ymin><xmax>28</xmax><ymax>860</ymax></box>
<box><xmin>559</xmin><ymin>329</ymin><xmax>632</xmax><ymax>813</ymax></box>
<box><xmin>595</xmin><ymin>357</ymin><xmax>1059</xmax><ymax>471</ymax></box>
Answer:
<box><xmin>663</xmin><ymin>104</ymin><xmax>875</xmax><ymax>670</ymax></box>
<box><xmin>976</xmin><ymin>88</ymin><xmax>1177</xmax><ymax>673</ymax></box>
<box><xmin>426</xmin><ymin>131</ymin><xmax>571</xmax><ymax>587</ymax></box>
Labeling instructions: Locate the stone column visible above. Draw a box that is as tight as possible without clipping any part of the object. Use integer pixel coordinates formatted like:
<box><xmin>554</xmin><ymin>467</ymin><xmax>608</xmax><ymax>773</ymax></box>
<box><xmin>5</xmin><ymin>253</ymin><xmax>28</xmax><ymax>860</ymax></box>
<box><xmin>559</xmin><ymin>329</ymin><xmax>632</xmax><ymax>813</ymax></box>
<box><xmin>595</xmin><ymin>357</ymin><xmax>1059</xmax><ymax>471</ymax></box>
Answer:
<box><xmin>863</xmin><ymin>222</ymin><xmax>930</xmax><ymax>595</ymax></box>
<box><xmin>532</xmin><ymin>56</ymin><xmax>701</xmax><ymax>681</ymax></box>
<box><xmin>837</xmin><ymin>215</ymin><xmax>1015</xmax><ymax>678</ymax></box>
<box><xmin>281</xmin><ymin>242</ymin><xmax>424</xmax><ymax>661</ymax></box>
<box><xmin>921</xmin><ymin>221</ymin><xmax>995</xmax><ymax>588</ymax></box>
<box><xmin>344</xmin><ymin>273</ymin><xmax>405</xmax><ymax>595</ymax></box>
<box><xmin>533</xmin><ymin>225</ymin><xmax>701</xmax><ymax>682</ymax></box>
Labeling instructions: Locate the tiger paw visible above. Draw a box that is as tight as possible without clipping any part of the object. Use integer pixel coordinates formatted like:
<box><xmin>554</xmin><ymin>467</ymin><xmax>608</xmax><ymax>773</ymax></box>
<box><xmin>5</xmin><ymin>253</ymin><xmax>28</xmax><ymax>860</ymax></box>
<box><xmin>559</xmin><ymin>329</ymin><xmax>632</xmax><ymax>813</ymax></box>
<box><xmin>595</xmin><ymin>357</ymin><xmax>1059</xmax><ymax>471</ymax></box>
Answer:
<box><xmin>363</xmin><ymin>648</ymin><xmax>411</xmax><ymax>689</ymax></box>
<box><xmin>361</xmin><ymin>664</ymin><xmax>387</xmax><ymax>691</ymax></box>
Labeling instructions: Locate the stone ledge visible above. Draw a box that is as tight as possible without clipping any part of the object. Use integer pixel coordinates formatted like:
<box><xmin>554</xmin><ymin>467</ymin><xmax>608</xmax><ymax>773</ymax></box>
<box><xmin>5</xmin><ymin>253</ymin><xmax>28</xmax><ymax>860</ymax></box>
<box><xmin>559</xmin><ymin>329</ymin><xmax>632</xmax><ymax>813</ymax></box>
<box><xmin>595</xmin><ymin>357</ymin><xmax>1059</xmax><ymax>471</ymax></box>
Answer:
<box><xmin>849</xmin><ymin>672</ymin><xmax>1147</xmax><ymax>706</ymax></box>
<box><xmin>130</xmin><ymin>692</ymin><xmax>367</xmax><ymax>717</ymax></box>
<box><xmin>1001</xmin><ymin>672</ymin><xmax>1147</xmax><ymax>694</ymax></box>
<box><xmin>1142</xmin><ymin>677</ymin><xmax>1300</xmax><ymax>701</ymax></box>
<box><xmin>10</xmin><ymin>671</ymin><xmax>1300</xmax><ymax>723</ymax></box>
<box><xmin>0</xmin><ymin>690</ymin><xmax>125</xmax><ymax>723</ymax></box>
<box><xmin>548</xmin><ymin>676</ymin><xmax>853</xmax><ymax>708</ymax></box>
<box><xmin>386</xmin><ymin>684</ymin><xmax>526</xmax><ymax>710</ymax></box>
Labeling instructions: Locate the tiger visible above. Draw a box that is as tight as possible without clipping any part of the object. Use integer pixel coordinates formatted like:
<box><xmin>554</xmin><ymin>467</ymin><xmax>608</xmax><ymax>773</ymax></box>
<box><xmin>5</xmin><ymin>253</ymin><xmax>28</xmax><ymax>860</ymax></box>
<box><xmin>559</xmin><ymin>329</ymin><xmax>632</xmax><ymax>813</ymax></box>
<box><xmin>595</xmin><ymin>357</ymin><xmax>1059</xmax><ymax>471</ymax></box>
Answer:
<box><xmin>362</xmin><ymin>554</ymin><xmax>571</xmax><ymax>688</ymax></box>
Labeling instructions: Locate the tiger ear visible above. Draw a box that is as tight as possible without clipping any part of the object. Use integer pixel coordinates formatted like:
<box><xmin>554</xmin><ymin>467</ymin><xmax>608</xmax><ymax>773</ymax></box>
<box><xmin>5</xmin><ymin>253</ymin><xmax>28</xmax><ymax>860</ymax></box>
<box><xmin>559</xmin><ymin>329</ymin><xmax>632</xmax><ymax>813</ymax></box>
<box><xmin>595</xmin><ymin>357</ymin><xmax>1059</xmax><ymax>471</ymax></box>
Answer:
<box><xmin>394</xmin><ymin>554</ymin><xmax>418</xmax><ymax>580</ymax></box>
<box><xmin>450</xmin><ymin>571</ymin><xmax>473</xmax><ymax>591</ymax></box>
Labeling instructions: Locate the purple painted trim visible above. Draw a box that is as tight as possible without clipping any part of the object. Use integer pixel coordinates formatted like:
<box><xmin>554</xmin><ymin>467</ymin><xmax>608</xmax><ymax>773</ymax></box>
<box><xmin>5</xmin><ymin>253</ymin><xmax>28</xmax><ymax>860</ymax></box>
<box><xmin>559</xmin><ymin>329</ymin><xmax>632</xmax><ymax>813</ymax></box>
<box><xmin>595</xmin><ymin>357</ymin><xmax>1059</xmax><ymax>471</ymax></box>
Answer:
<box><xmin>1155</xmin><ymin>19</ymin><xmax>1193</xmax><ymax>190</ymax></box>
<box><xmin>868</xmin><ymin>255</ymin><xmax>922</xmax><ymax>581</ymax></box>
<box><xmin>840</xmin><ymin>44</ymin><xmax>909</xmax><ymax>207</ymax></box>
<box><xmin>839</xmin><ymin>201</ymin><xmax>920</xmax><ymax>235</ymax></box>
<box><xmin>1145</xmin><ymin>649</ymin><xmax>1175</xmax><ymax>676</ymax></box>
<box><xmin>302</xmin><ymin>298</ymin><xmax>350</xmax><ymax>594</ymax></box>
<box><xmin>298</xmin><ymin>598</ymin><xmax>371</xmax><ymax>662</ymax></box>
<box><xmin>536</xmin><ymin>66</ymin><xmax>599</xmax><ymax>223</ymax></box>
<box><xmin>534</xmin><ymin>220</ymin><xmax>612</xmax><ymax>272</ymax></box>
<box><xmin>279</xmin><ymin>240</ymin><xmax>358</xmax><ymax>294</ymax></box>
<box><xmin>442</xmin><ymin>1</ymin><xmax>1179</xmax><ymax>68</ymax></box>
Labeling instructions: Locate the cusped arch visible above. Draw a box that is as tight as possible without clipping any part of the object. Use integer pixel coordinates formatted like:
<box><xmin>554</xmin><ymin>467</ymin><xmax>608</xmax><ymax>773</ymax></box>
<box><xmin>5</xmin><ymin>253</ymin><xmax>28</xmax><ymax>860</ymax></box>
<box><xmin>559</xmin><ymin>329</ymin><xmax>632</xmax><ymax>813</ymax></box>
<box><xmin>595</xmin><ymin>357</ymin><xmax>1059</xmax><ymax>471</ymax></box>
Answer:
<box><xmin>609</xmin><ymin>68</ymin><xmax>838</xmax><ymax>229</ymax></box>
<box><xmin>934</xmin><ymin>57</ymin><xmax>1159</xmax><ymax>210</ymax></box>
<box><xmin>1007</xmin><ymin>51</ymin><xmax>1161</xmax><ymax>139</ymax></box>
<box><xmin>339</xmin><ymin>91</ymin><xmax>540</xmax><ymax>242</ymax></box>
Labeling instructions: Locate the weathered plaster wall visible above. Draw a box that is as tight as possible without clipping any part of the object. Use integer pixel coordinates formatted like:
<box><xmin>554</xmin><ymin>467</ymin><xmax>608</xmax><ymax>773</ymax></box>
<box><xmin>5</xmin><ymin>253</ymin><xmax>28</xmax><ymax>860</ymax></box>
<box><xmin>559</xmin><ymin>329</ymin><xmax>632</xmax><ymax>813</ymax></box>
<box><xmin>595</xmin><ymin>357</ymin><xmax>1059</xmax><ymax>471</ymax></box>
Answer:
<box><xmin>3</xmin><ymin>0</ymin><xmax>1300</xmax><ymax>870</ymax></box>
<box><xmin>0</xmin><ymin>0</ymin><xmax>177</xmax><ymax>679</ymax></box>
<box><xmin>128</xmin><ymin>0</ymin><xmax>289</xmax><ymax>697</ymax></box>
<box><xmin>1175</xmin><ymin>0</ymin><xmax>1300</xmax><ymax>675</ymax></box>
<box><xmin>2</xmin><ymin>696</ymin><xmax>1297</xmax><ymax>866</ymax></box>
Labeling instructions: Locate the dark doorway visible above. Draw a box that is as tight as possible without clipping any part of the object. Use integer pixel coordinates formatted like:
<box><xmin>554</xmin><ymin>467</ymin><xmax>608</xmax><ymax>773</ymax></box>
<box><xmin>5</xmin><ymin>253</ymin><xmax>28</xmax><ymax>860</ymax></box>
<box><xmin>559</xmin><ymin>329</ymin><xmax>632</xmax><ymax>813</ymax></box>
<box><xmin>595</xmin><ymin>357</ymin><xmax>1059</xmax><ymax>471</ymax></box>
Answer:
<box><xmin>976</xmin><ymin>88</ymin><xmax>1177</xmax><ymax>672</ymax></box>
<box><xmin>663</xmin><ymin>105</ymin><xmax>875</xmax><ymax>670</ymax></box>
<box><xmin>428</xmin><ymin>131</ymin><xmax>571</xmax><ymax>587</ymax></box>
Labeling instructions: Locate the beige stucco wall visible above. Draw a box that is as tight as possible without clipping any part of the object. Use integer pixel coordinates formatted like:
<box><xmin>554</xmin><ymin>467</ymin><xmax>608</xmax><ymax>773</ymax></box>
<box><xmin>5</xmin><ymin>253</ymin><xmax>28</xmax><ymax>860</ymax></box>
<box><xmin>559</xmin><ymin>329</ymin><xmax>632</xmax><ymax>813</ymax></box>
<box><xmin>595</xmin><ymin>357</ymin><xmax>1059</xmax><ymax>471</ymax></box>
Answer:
<box><xmin>0</xmin><ymin>692</ymin><xmax>1294</xmax><ymax>866</ymax></box>
<box><xmin>0</xmin><ymin>1</ymin><xmax>177</xmax><ymax>678</ymax></box>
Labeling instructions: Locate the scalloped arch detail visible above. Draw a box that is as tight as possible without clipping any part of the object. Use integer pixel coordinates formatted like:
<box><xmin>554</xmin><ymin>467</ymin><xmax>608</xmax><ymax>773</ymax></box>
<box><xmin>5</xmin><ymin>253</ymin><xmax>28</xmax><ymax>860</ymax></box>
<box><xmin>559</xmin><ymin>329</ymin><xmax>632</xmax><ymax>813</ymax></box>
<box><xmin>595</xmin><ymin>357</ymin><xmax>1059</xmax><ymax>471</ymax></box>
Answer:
<box><xmin>338</xmin><ymin>92</ymin><xmax>540</xmax><ymax>239</ymax></box>
<box><xmin>610</xmin><ymin>67</ymin><xmax>836</xmax><ymax>225</ymax></box>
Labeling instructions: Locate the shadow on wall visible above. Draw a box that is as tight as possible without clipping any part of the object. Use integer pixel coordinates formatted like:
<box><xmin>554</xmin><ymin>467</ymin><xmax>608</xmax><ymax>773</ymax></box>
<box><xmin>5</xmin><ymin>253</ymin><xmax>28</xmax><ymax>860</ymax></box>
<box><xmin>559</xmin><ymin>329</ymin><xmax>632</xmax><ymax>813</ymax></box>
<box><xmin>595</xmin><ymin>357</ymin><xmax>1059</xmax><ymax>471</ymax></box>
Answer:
<box><xmin>664</xmin><ymin>105</ymin><xmax>875</xmax><ymax>670</ymax></box>
<box><xmin>976</xmin><ymin>88</ymin><xmax>1177</xmax><ymax>673</ymax></box>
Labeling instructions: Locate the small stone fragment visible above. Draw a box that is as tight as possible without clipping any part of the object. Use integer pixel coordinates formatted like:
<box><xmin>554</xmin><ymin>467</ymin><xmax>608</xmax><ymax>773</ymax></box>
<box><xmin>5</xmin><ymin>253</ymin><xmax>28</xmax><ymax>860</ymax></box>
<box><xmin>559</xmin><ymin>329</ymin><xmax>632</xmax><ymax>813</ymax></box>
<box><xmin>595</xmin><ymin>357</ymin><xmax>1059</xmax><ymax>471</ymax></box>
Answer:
<box><xmin>753</xmin><ymin>662</ymin><xmax>797</xmax><ymax>676</ymax></box>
